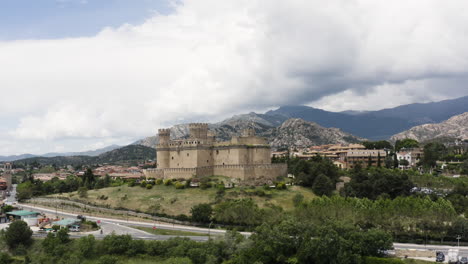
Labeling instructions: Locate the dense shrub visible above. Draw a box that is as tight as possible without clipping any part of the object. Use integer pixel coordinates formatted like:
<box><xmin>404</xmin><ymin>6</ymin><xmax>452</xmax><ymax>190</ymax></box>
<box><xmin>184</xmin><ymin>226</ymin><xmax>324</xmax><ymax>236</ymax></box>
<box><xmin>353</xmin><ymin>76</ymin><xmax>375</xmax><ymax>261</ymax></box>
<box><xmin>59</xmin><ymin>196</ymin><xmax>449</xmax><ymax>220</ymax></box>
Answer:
<box><xmin>164</xmin><ymin>179</ymin><xmax>173</xmax><ymax>186</ymax></box>
<box><xmin>146</xmin><ymin>184</ymin><xmax>153</xmax><ymax>189</ymax></box>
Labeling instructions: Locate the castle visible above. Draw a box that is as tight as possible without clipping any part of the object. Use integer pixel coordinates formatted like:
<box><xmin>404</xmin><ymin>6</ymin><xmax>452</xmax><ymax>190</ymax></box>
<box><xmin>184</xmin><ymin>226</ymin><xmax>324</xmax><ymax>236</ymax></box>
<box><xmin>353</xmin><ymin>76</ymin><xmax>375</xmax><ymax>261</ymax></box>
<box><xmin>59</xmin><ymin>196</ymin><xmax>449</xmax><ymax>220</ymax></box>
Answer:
<box><xmin>144</xmin><ymin>123</ymin><xmax>287</xmax><ymax>185</ymax></box>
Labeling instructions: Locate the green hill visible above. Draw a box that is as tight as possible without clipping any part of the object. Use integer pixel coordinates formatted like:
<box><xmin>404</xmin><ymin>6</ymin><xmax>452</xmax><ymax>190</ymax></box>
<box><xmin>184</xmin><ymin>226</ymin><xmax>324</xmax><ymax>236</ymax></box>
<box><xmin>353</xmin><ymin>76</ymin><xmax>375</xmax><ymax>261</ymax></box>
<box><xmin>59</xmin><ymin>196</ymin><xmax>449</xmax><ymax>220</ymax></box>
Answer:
<box><xmin>13</xmin><ymin>145</ymin><xmax>155</xmax><ymax>166</ymax></box>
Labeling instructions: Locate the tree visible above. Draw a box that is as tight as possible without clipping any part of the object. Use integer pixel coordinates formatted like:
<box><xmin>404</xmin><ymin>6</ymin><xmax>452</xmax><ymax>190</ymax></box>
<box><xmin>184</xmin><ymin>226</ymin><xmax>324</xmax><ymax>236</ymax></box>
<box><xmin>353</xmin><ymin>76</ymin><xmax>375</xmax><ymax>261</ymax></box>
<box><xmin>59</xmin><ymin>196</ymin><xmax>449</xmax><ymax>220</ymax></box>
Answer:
<box><xmin>3</xmin><ymin>221</ymin><xmax>33</xmax><ymax>249</ymax></box>
<box><xmin>395</xmin><ymin>139</ymin><xmax>419</xmax><ymax>151</ymax></box>
<box><xmin>312</xmin><ymin>174</ymin><xmax>334</xmax><ymax>196</ymax></box>
<box><xmin>78</xmin><ymin>187</ymin><xmax>88</xmax><ymax>198</ymax></box>
<box><xmin>82</xmin><ymin>168</ymin><xmax>96</xmax><ymax>189</ymax></box>
<box><xmin>422</xmin><ymin>142</ymin><xmax>447</xmax><ymax>167</ymax></box>
<box><xmin>191</xmin><ymin>203</ymin><xmax>213</xmax><ymax>223</ymax></box>
<box><xmin>362</xmin><ymin>141</ymin><xmax>392</xmax><ymax>150</ymax></box>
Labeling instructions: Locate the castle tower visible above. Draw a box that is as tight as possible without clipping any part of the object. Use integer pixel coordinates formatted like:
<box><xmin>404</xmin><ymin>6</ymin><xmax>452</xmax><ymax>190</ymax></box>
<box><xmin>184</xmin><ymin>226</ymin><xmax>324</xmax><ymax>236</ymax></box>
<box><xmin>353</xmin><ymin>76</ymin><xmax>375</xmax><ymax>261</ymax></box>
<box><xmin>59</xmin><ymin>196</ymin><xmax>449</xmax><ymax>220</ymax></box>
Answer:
<box><xmin>156</xmin><ymin>129</ymin><xmax>171</xmax><ymax>169</ymax></box>
<box><xmin>3</xmin><ymin>162</ymin><xmax>12</xmax><ymax>191</ymax></box>
<box><xmin>189</xmin><ymin>123</ymin><xmax>208</xmax><ymax>141</ymax></box>
<box><xmin>242</xmin><ymin>128</ymin><xmax>256</xmax><ymax>137</ymax></box>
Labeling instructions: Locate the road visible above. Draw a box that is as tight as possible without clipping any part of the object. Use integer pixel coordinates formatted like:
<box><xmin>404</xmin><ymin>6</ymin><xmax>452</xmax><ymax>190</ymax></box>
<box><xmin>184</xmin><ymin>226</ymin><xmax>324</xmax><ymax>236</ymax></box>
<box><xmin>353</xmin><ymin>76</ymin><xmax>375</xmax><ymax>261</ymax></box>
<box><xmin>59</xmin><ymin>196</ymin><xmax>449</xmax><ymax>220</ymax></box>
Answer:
<box><xmin>394</xmin><ymin>242</ymin><xmax>468</xmax><ymax>256</ymax></box>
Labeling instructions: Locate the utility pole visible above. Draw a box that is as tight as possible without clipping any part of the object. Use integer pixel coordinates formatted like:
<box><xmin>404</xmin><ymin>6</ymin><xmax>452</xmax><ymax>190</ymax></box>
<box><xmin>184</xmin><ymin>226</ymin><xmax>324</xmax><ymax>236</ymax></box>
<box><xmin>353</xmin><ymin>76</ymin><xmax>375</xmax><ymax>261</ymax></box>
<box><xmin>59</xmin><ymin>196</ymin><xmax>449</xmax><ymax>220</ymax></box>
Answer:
<box><xmin>208</xmin><ymin>221</ymin><xmax>213</xmax><ymax>238</ymax></box>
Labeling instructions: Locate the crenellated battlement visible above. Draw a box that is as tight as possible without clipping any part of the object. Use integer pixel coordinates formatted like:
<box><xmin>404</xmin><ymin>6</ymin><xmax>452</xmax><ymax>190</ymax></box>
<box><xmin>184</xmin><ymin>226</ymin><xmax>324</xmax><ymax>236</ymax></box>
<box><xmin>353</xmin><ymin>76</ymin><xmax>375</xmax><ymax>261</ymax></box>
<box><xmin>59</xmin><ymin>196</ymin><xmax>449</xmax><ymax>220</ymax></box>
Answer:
<box><xmin>158</xmin><ymin>128</ymin><xmax>171</xmax><ymax>135</ymax></box>
<box><xmin>188</xmin><ymin>123</ymin><xmax>209</xmax><ymax>129</ymax></box>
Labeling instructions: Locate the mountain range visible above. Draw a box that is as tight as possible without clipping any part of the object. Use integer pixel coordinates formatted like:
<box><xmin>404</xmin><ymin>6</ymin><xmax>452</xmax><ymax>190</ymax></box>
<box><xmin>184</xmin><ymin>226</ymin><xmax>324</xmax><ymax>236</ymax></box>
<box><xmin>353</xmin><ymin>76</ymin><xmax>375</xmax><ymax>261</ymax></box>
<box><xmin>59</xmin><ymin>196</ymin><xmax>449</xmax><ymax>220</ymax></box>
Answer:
<box><xmin>135</xmin><ymin>96</ymin><xmax>468</xmax><ymax>147</ymax></box>
<box><xmin>265</xmin><ymin>96</ymin><xmax>468</xmax><ymax>140</ymax></box>
<box><xmin>0</xmin><ymin>145</ymin><xmax>121</xmax><ymax>162</ymax></box>
<box><xmin>390</xmin><ymin>112</ymin><xmax>468</xmax><ymax>143</ymax></box>
<box><xmin>3</xmin><ymin>95</ymin><xmax>468</xmax><ymax>163</ymax></box>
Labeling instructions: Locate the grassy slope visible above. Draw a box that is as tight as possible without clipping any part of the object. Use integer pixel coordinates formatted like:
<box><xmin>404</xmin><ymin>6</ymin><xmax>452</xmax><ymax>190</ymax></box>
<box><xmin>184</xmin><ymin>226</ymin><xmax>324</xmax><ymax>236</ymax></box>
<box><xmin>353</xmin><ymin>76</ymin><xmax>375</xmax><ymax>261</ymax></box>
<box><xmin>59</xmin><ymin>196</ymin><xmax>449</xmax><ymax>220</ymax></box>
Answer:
<box><xmin>56</xmin><ymin>184</ymin><xmax>316</xmax><ymax>216</ymax></box>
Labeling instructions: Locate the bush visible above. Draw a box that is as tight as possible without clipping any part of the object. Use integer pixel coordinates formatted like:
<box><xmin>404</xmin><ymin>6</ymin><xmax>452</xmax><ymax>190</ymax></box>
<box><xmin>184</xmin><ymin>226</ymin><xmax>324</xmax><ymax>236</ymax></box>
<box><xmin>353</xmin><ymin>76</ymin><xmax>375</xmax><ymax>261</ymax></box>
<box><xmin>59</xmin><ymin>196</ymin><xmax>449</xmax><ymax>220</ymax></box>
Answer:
<box><xmin>276</xmin><ymin>182</ymin><xmax>287</xmax><ymax>190</ymax></box>
<box><xmin>156</xmin><ymin>179</ymin><xmax>163</xmax><ymax>185</ymax></box>
<box><xmin>140</xmin><ymin>180</ymin><xmax>147</xmax><ymax>187</ymax></box>
<box><xmin>292</xmin><ymin>193</ymin><xmax>304</xmax><ymax>207</ymax></box>
<box><xmin>164</xmin><ymin>179</ymin><xmax>172</xmax><ymax>186</ymax></box>
<box><xmin>175</xmin><ymin>182</ymin><xmax>185</xmax><ymax>189</ymax></box>
<box><xmin>191</xmin><ymin>203</ymin><xmax>213</xmax><ymax>223</ymax></box>
<box><xmin>200</xmin><ymin>182</ymin><xmax>211</xmax><ymax>189</ymax></box>
<box><xmin>146</xmin><ymin>184</ymin><xmax>153</xmax><ymax>189</ymax></box>
<box><xmin>176</xmin><ymin>214</ymin><xmax>190</xmax><ymax>221</ymax></box>
<box><xmin>128</xmin><ymin>180</ymin><xmax>136</xmax><ymax>187</ymax></box>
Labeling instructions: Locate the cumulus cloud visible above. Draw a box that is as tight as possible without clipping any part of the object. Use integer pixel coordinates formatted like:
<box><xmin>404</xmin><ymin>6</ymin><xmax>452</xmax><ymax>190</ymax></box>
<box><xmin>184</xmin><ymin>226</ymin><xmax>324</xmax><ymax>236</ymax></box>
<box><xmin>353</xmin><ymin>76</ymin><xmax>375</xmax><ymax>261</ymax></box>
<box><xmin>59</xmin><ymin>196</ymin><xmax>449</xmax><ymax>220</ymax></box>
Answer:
<box><xmin>1</xmin><ymin>0</ymin><xmax>468</xmax><ymax>154</ymax></box>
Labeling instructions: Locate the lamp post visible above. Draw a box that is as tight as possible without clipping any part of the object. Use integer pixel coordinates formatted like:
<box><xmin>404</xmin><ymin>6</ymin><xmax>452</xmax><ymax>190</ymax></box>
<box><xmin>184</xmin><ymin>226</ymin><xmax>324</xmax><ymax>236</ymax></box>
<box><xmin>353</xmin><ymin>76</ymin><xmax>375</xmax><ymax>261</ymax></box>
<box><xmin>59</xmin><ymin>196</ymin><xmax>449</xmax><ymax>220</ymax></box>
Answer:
<box><xmin>457</xmin><ymin>235</ymin><xmax>461</xmax><ymax>247</ymax></box>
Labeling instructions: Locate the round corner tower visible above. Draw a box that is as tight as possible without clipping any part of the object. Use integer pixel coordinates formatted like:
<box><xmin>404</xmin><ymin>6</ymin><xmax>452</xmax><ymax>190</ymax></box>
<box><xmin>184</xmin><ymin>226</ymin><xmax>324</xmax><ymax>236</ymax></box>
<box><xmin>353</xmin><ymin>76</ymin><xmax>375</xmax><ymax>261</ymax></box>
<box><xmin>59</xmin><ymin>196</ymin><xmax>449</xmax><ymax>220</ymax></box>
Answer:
<box><xmin>157</xmin><ymin>129</ymin><xmax>171</xmax><ymax>168</ymax></box>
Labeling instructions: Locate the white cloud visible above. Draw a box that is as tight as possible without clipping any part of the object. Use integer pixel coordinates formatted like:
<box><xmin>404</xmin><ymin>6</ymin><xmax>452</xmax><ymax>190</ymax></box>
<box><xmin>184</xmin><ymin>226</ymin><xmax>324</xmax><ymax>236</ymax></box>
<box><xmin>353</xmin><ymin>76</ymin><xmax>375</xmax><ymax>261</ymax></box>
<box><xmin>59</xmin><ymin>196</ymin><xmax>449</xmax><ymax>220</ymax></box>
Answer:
<box><xmin>1</xmin><ymin>0</ymin><xmax>468</xmax><ymax>154</ymax></box>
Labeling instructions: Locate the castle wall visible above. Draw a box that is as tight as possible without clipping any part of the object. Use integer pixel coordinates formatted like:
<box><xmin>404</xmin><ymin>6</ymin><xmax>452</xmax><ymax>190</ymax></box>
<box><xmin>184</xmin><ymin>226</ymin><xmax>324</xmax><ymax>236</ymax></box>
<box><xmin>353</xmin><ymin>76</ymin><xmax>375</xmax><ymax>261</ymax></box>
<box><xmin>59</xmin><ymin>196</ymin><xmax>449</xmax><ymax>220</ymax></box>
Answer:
<box><xmin>154</xmin><ymin>123</ymin><xmax>287</xmax><ymax>185</ymax></box>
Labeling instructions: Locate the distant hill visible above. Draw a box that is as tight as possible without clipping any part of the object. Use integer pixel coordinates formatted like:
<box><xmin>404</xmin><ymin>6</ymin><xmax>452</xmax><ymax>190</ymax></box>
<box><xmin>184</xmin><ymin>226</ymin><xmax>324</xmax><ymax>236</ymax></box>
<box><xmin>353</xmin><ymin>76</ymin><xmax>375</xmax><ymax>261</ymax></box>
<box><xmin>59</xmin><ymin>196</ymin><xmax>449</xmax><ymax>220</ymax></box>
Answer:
<box><xmin>390</xmin><ymin>112</ymin><xmax>468</xmax><ymax>143</ymax></box>
<box><xmin>0</xmin><ymin>145</ymin><xmax>121</xmax><ymax>162</ymax></box>
<box><xmin>0</xmin><ymin>154</ymin><xmax>37</xmax><ymax>162</ymax></box>
<box><xmin>41</xmin><ymin>145</ymin><xmax>121</xmax><ymax>157</ymax></box>
<box><xmin>265</xmin><ymin>96</ymin><xmax>468</xmax><ymax>139</ymax></box>
<box><xmin>13</xmin><ymin>145</ymin><xmax>155</xmax><ymax>166</ymax></box>
<box><xmin>263</xmin><ymin>118</ymin><xmax>364</xmax><ymax>149</ymax></box>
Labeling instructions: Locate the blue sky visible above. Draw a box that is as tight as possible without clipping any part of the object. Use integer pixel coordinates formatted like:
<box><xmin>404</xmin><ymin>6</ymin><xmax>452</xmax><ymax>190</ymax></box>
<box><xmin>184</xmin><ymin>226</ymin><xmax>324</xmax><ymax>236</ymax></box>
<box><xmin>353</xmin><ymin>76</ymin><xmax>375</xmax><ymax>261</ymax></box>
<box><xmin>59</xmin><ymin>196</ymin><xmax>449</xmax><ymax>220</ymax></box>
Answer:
<box><xmin>0</xmin><ymin>0</ymin><xmax>172</xmax><ymax>40</ymax></box>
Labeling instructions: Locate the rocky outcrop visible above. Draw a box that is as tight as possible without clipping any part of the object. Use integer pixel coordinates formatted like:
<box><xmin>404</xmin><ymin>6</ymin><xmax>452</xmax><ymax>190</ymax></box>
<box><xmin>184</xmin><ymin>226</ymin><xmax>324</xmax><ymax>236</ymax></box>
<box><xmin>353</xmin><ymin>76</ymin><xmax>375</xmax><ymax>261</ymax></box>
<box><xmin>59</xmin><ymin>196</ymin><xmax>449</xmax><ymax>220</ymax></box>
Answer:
<box><xmin>390</xmin><ymin>112</ymin><xmax>468</xmax><ymax>142</ymax></box>
<box><xmin>263</xmin><ymin>118</ymin><xmax>364</xmax><ymax>149</ymax></box>
<box><xmin>134</xmin><ymin>116</ymin><xmax>364</xmax><ymax>150</ymax></box>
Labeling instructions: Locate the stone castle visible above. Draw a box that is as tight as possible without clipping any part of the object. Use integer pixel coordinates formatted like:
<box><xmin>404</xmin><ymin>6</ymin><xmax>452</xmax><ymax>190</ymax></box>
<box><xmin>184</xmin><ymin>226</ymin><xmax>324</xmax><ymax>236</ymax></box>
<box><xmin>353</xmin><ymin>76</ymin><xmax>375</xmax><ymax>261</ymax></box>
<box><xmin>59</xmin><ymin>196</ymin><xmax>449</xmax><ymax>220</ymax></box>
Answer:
<box><xmin>144</xmin><ymin>123</ymin><xmax>287</xmax><ymax>185</ymax></box>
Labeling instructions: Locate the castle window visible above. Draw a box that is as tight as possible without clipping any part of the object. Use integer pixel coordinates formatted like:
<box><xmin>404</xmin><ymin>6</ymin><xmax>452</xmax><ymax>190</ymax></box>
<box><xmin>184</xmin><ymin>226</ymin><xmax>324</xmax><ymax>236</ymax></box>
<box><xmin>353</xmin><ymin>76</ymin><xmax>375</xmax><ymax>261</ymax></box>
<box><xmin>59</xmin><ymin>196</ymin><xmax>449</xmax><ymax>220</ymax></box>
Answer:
<box><xmin>187</xmin><ymin>153</ymin><xmax>189</xmax><ymax>157</ymax></box>
<box><xmin>171</xmin><ymin>157</ymin><xmax>174</xmax><ymax>160</ymax></box>
<box><xmin>207</xmin><ymin>160</ymin><xmax>209</xmax><ymax>163</ymax></box>
<box><xmin>216</xmin><ymin>150</ymin><xmax>219</xmax><ymax>155</ymax></box>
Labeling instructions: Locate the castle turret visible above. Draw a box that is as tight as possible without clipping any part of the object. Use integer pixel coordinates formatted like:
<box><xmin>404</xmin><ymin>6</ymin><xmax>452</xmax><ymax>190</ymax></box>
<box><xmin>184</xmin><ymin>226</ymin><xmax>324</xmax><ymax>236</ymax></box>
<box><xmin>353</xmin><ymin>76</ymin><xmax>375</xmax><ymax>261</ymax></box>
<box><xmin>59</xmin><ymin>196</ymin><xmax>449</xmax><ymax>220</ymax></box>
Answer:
<box><xmin>156</xmin><ymin>129</ymin><xmax>171</xmax><ymax>168</ymax></box>
<box><xmin>242</xmin><ymin>128</ymin><xmax>256</xmax><ymax>137</ymax></box>
<box><xmin>189</xmin><ymin>123</ymin><xmax>208</xmax><ymax>141</ymax></box>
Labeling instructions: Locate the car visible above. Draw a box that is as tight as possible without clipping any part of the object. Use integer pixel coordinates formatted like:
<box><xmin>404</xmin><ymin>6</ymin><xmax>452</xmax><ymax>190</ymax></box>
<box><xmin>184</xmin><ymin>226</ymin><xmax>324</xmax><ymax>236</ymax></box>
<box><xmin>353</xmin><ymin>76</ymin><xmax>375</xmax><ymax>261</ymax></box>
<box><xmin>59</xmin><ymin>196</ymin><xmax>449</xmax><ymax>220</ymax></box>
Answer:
<box><xmin>69</xmin><ymin>225</ymin><xmax>80</xmax><ymax>232</ymax></box>
<box><xmin>436</xmin><ymin>251</ymin><xmax>445</xmax><ymax>262</ymax></box>
<box><xmin>459</xmin><ymin>256</ymin><xmax>468</xmax><ymax>264</ymax></box>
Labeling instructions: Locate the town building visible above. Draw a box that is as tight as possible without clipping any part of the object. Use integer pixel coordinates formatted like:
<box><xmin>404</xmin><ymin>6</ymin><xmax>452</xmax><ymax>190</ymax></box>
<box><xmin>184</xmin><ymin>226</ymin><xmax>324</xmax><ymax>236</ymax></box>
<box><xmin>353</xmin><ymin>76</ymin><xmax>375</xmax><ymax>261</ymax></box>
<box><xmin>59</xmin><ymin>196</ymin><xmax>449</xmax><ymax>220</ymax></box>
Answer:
<box><xmin>144</xmin><ymin>123</ymin><xmax>287</xmax><ymax>185</ymax></box>
<box><xmin>396</xmin><ymin>148</ymin><xmax>423</xmax><ymax>169</ymax></box>
<box><xmin>346</xmin><ymin>149</ymin><xmax>387</xmax><ymax>169</ymax></box>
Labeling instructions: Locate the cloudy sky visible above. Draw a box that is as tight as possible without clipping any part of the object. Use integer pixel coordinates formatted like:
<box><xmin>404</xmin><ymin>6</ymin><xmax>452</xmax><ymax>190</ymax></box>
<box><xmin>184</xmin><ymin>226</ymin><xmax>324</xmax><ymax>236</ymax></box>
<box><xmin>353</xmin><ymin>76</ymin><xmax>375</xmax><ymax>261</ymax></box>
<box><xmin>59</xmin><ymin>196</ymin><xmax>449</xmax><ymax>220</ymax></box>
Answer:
<box><xmin>1</xmin><ymin>0</ymin><xmax>468</xmax><ymax>155</ymax></box>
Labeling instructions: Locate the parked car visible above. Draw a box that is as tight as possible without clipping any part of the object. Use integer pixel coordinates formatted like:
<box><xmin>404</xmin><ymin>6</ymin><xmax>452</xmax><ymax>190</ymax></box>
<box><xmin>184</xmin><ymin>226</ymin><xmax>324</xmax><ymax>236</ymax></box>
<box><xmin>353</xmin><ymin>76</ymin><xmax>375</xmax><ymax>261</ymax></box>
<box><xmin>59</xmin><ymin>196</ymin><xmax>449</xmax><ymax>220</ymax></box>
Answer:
<box><xmin>459</xmin><ymin>256</ymin><xmax>468</xmax><ymax>264</ymax></box>
<box><xmin>69</xmin><ymin>225</ymin><xmax>80</xmax><ymax>232</ymax></box>
<box><xmin>436</xmin><ymin>251</ymin><xmax>445</xmax><ymax>262</ymax></box>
